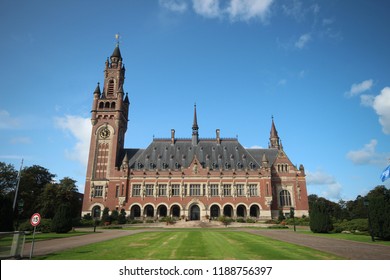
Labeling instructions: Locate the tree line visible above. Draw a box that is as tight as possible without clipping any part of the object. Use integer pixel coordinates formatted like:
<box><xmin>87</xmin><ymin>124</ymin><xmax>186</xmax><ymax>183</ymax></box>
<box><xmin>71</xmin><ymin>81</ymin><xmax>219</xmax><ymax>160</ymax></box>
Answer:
<box><xmin>309</xmin><ymin>186</ymin><xmax>390</xmax><ymax>240</ymax></box>
<box><xmin>0</xmin><ymin>162</ymin><xmax>82</xmax><ymax>233</ymax></box>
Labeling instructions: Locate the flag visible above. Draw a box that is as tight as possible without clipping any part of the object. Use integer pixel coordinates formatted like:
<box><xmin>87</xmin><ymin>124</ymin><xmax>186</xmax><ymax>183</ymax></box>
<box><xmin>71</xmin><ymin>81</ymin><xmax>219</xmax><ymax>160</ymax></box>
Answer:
<box><xmin>380</xmin><ymin>164</ymin><xmax>390</xmax><ymax>182</ymax></box>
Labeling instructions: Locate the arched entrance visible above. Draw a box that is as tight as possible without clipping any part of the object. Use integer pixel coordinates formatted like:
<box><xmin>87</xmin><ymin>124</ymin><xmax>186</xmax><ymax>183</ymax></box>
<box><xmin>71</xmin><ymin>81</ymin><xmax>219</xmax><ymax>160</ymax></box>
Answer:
<box><xmin>130</xmin><ymin>205</ymin><xmax>141</xmax><ymax>218</ymax></box>
<box><xmin>223</xmin><ymin>205</ymin><xmax>233</xmax><ymax>217</ymax></box>
<box><xmin>210</xmin><ymin>205</ymin><xmax>220</xmax><ymax>219</ymax></box>
<box><xmin>157</xmin><ymin>205</ymin><xmax>168</xmax><ymax>217</ymax></box>
<box><xmin>144</xmin><ymin>205</ymin><xmax>154</xmax><ymax>218</ymax></box>
<box><xmin>171</xmin><ymin>205</ymin><xmax>181</xmax><ymax>218</ymax></box>
<box><xmin>250</xmin><ymin>205</ymin><xmax>260</xmax><ymax>218</ymax></box>
<box><xmin>190</xmin><ymin>205</ymin><xmax>200</xmax><ymax>220</ymax></box>
<box><xmin>236</xmin><ymin>205</ymin><xmax>246</xmax><ymax>218</ymax></box>
<box><xmin>92</xmin><ymin>206</ymin><xmax>101</xmax><ymax>218</ymax></box>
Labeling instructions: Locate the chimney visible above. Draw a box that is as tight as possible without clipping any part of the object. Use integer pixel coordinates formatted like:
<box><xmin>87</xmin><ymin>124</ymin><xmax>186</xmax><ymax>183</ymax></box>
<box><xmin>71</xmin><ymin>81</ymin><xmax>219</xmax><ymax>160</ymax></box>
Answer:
<box><xmin>216</xmin><ymin>129</ymin><xmax>221</xmax><ymax>144</ymax></box>
<box><xmin>171</xmin><ymin>129</ymin><xmax>175</xmax><ymax>144</ymax></box>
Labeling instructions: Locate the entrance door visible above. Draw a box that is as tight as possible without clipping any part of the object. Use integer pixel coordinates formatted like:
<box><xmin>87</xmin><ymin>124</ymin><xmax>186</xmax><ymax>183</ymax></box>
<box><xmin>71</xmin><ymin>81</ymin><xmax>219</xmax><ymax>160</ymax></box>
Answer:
<box><xmin>190</xmin><ymin>205</ymin><xmax>200</xmax><ymax>220</ymax></box>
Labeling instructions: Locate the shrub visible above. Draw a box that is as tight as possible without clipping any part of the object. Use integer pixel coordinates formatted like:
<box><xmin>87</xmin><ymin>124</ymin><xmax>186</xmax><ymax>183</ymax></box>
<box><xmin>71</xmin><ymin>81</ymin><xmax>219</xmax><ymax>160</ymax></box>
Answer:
<box><xmin>118</xmin><ymin>209</ymin><xmax>127</xmax><ymax>224</ymax></box>
<box><xmin>18</xmin><ymin>218</ymin><xmax>52</xmax><ymax>233</ymax></box>
<box><xmin>219</xmin><ymin>216</ymin><xmax>233</xmax><ymax>227</ymax></box>
<box><xmin>52</xmin><ymin>204</ymin><xmax>73</xmax><ymax>233</ymax></box>
<box><xmin>246</xmin><ymin>218</ymin><xmax>256</xmax><ymax>223</ymax></box>
<box><xmin>101</xmin><ymin>207</ymin><xmax>111</xmax><ymax>225</ymax></box>
<box><xmin>236</xmin><ymin>217</ymin><xmax>246</xmax><ymax>223</ymax></box>
<box><xmin>332</xmin><ymin>219</ymin><xmax>369</xmax><ymax>233</ymax></box>
<box><xmin>309</xmin><ymin>199</ymin><xmax>333</xmax><ymax>233</ymax></box>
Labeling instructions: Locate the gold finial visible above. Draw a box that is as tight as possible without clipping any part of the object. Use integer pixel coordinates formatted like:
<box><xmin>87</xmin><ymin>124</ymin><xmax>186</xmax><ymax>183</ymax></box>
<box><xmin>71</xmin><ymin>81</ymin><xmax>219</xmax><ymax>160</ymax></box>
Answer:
<box><xmin>115</xmin><ymin>33</ymin><xmax>120</xmax><ymax>46</ymax></box>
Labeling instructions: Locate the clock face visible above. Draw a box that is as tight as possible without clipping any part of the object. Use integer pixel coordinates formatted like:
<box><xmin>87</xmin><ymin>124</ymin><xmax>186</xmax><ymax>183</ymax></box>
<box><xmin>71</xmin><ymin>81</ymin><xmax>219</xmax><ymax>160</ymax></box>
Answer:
<box><xmin>100</xmin><ymin>128</ymin><xmax>110</xmax><ymax>139</ymax></box>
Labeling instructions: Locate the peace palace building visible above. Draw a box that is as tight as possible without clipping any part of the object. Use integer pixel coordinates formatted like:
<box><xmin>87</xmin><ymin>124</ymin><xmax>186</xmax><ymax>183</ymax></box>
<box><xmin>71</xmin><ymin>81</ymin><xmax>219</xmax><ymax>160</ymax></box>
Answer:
<box><xmin>82</xmin><ymin>45</ymin><xmax>309</xmax><ymax>221</ymax></box>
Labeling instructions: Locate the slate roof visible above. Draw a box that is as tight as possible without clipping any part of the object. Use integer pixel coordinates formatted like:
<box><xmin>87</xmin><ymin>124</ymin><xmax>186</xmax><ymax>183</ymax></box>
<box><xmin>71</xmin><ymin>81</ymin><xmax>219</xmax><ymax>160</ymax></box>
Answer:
<box><xmin>123</xmin><ymin>138</ymin><xmax>278</xmax><ymax>171</ymax></box>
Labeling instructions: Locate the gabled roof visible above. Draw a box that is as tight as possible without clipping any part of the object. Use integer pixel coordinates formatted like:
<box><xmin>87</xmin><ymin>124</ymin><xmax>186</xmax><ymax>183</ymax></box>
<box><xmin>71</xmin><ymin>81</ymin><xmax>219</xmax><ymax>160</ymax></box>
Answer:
<box><xmin>123</xmin><ymin>138</ymin><xmax>278</xmax><ymax>171</ymax></box>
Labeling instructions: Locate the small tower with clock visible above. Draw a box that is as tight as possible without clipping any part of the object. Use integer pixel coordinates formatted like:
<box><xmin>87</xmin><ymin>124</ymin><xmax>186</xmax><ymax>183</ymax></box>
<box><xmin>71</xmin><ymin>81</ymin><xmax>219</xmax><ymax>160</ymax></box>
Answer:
<box><xmin>84</xmin><ymin>38</ymin><xmax>129</xmax><ymax>211</ymax></box>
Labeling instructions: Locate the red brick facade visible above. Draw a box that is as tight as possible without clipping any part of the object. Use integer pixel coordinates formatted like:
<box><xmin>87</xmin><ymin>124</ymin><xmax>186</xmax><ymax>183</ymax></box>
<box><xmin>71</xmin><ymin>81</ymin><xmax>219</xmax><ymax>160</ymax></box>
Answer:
<box><xmin>81</xmin><ymin>46</ymin><xmax>309</xmax><ymax>220</ymax></box>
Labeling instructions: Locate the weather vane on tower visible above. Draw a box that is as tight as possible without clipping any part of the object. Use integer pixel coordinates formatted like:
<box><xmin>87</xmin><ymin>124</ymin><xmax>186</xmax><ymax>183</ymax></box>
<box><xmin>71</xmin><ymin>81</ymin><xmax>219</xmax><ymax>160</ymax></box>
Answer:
<box><xmin>115</xmin><ymin>33</ymin><xmax>121</xmax><ymax>47</ymax></box>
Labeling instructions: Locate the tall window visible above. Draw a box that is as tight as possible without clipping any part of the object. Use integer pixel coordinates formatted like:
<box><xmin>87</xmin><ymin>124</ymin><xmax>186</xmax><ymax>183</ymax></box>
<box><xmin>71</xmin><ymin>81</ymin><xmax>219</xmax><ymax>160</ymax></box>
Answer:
<box><xmin>236</xmin><ymin>184</ymin><xmax>244</xmax><ymax>196</ymax></box>
<box><xmin>249</xmin><ymin>184</ymin><xmax>258</xmax><ymax>196</ymax></box>
<box><xmin>190</xmin><ymin>184</ymin><xmax>201</xmax><ymax>196</ymax></box>
<box><xmin>146</xmin><ymin>184</ymin><xmax>154</xmax><ymax>197</ymax></box>
<box><xmin>94</xmin><ymin>185</ymin><xmax>103</xmax><ymax>197</ymax></box>
<box><xmin>223</xmin><ymin>184</ymin><xmax>231</xmax><ymax>196</ymax></box>
<box><xmin>172</xmin><ymin>184</ymin><xmax>180</xmax><ymax>196</ymax></box>
<box><xmin>132</xmin><ymin>184</ymin><xmax>141</xmax><ymax>196</ymax></box>
<box><xmin>210</xmin><ymin>184</ymin><xmax>219</xmax><ymax>196</ymax></box>
<box><xmin>158</xmin><ymin>184</ymin><xmax>167</xmax><ymax>196</ymax></box>
<box><xmin>280</xmin><ymin>190</ymin><xmax>292</xmax><ymax>206</ymax></box>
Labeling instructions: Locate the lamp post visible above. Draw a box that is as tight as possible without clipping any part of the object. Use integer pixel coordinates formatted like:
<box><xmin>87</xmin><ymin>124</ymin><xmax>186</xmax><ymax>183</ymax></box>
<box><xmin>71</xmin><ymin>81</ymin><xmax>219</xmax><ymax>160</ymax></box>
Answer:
<box><xmin>363</xmin><ymin>198</ymin><xmax>375</xmax><ymax>242</ymax></box>
<box><xmin>290</xmin><ymin>207</ymin><xmax>296</xmax><ymax>232</ymax></box>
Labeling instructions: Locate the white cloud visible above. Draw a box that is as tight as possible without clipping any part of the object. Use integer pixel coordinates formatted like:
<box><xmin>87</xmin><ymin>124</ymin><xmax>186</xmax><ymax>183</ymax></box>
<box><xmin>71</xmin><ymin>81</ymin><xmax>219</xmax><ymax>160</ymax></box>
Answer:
<box><xmin>193</xmin><ymin>0</ymin><xmax>220</xmax><ymax>18</ymax></box>
<box><xmin>0</xmin><ymin>110</ymin><xmax>20</xmax><ymax>129</ymax></box>
<box><xmin>306</xmin><ymin>170</ymin><xmax>342</xmax><ymax>200</ymax></box>
<box><xmin>372</xmin><ymin>87</ymin><xmax>390</xmax><ymax>134</ymax></box>
<box><xmin>159</xmin><ymin>0</ymin><xmax>188</xmax><ymax>13</ymax></box>
<box><xmin>346</xmin><ymin>139</ymin><xmax>389</xmax><ymax>166</ymax></box>
<box><xmin>345</xmin><ymin>79</ymin><xmax>373</xmax><ymax>97</ymax></box>
<box><xmin>227</xmin><ymin>0</ymin><xmax>274</xmax><ymax>21</ymax></box>
<box><xmin>295</xmin><ymin>33</ymin><xmax>311</xmax><ymax>49</ymax></box>
<box><xmin>160</xmin><ymin>0</ymin><xmax>274</xmax><ymax>22</ymax></box>
<box><xmin>55</xmin><ymin>115</ymin><xmax>91</xmax><ymax>168</ymax></box>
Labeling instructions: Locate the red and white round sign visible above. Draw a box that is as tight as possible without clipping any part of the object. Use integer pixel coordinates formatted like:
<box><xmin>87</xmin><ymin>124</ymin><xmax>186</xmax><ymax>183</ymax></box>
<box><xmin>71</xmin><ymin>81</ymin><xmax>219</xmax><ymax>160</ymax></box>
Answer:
<box><xmin>30</xmin><ymin>213</ymin><xmax>41</xmax><ymax>227</ymax></box>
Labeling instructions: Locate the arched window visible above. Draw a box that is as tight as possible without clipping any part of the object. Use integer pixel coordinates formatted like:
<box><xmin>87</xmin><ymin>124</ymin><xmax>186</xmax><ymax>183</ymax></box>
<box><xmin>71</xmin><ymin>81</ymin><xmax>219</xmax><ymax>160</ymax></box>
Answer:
<box><xmin>99</xmin><ymin>102</ymin><xmax>104</xmax><ymax>109</ymax></box>
<box><xmin>92</xmin><ymin>205</ymin><xmax>101</xmax><ymax>218</ymax></box>
<box><xmin>279</xmin><ymin>190</ymin><xmax>292</xmax><ymax>207</ymax></box>
<box><xmin>111</xmin><ymin>102</ymin><xmax>116</xmax><ymax>109</ymax></box>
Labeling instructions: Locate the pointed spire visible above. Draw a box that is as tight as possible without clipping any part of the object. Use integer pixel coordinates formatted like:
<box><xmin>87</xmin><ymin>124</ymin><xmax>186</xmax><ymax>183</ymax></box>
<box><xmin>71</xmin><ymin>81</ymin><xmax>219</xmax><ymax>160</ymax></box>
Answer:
<box><xmin>262</xmin><ymin>153</ymin><xmax>269</xmax><ymax>168</ymax></box>
<box><xmin>111</xmin><ymin>45</ymin><xmax>122</xmax><ymax>60</ymax></box>
<box><xmin>269</xmin><ymin>116</ymin><xmax>280</xmax><ymax>149</ymax></box>
<box><xmin>94</xmin><ymin>82</ymin><xmax>101</xmax><ymax>96</ymax></box>
<box><xmin>192</xmin><ymin>103</ymin><xmax>199</xmax><ymax>146</ymax></box>
<box><xmin>124</xmin><ymin>92</ymin><xmax>130</xmax><ymax>104</ymax></box>
<box><xmin>192</xmin><ymin>103</ymin><xmax>199</xmax><ymax>131</ymax></box>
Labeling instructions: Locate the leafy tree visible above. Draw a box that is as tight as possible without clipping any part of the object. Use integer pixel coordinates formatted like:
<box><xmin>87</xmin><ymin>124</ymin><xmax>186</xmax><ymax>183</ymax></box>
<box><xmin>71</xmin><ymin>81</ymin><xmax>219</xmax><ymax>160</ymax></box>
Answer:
<box><xmin>18</xmin><ymin>165</ymin><xmax>55</xmax><ymax>219</ymax></box>
<box><xmin>0</xmin><ymin>162</ymin><xmax>18</xmax><ymax>196</ymax></box>
<box><xmin>309</xmin><ymin>198</ymin><xmax>333</xmax><ymax>233</ymax></box>
<box><xmin>101</xmin><ymin>207</ymin><xmax>111</xmax><ymax>225</ymax></box>
<box><xmin>0</xmin><ymin>196</ymin><xmax>14</xmax><ymax>231</ymax></box>
<box><xmin>118</xmin><ymin>209</ymin><xmax>127</xmax><ymax>224</ymax></box>
<box><xmin>367</xmin><ymin>186</ymin><xmax>390</xmax><ymax>240</ymax></box>
<box><xmin>51</xmin><ymin>204</ymin><xmax>73</xmax><ymax>233</ymax></box>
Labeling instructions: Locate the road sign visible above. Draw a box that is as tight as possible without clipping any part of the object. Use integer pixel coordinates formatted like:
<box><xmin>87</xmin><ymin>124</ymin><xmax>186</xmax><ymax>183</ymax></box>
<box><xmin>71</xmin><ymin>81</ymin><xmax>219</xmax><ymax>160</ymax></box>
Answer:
<box><xmin>30</xmin><ymin>213</ymin><xmax>41</xmax><ymax>227</ymax></box>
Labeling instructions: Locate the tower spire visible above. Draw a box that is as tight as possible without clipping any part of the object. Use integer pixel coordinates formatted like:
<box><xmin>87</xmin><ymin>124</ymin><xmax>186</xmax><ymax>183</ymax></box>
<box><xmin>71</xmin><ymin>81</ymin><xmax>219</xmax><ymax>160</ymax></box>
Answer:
<box><xmin>192</xmin><ymin>103</ymin><xmax>199</xmax><ymax>146</ymax></box>
<box><xmin>269</xmin><ymin>116</ymin><xmax>280</xmax><ymax>149</ymax></box>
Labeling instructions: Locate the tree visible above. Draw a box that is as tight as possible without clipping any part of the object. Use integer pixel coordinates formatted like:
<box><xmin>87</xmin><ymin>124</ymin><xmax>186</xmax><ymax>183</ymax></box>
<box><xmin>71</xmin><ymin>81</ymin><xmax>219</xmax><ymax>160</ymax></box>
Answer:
<box><xmin>51</xmin><ymin>204</ymin><xmax>73</xmax><ymax>233</ymax></box>
<box><xmin>0</xmin><ymin>162</ymin><xmax>18</xmax><ymax>196</ymax></box>
<box><xmin>118</xmin><ymin>209</ymin><xmax>127</xmax><ymax>224</ymax></box>
<box><xmin>367</xmin><ymin>186</ymin><xmax>390</xmax><ymax>240</ymax></box>
<box><xmin>309</xmin><ymin>198</ymin><xmax>333</xmax><ymax>233</ymax></box>
<box><xmin>0</xmin><ymin>195</ymin><xmax>14</xmax><ymax>231</ymax></box>
<box><xmin>18</xmin><ymin>165</ymin><xmax>55</xmax><ymax>219</ymax></box>
<box><xmin>101</xmin><ymin>207</ymin><xmax>111</xmax><ymax>225</ymax></box>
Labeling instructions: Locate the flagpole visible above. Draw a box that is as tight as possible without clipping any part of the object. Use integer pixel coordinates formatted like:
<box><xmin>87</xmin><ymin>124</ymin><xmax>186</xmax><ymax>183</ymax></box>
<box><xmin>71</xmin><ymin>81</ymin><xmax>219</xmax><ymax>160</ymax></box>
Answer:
<box><xmin>12</xmin><ymin>159</ymin><xmax>23</xmax><ymax>212</ymax></box>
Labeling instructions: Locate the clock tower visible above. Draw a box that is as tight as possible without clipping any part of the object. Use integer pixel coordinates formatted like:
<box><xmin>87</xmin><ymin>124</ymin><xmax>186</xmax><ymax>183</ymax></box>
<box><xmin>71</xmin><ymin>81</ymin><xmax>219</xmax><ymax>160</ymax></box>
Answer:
<box><xmin>83</xmin><ymin>43</ymin><xmax>129</xmax><ymax>213</ymax></box>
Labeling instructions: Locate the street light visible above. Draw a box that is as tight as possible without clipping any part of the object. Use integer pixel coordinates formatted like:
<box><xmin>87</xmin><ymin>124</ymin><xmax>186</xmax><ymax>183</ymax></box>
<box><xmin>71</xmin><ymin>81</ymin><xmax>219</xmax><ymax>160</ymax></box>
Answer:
<box><xmin>363</xmin><ymin>198</ymin><xmax>375</xmax><ymax>242</ymax></box>
<box><xmin>290</xmin><ymin>207</ymin><xmax>296</xmax><ymax>232</ymax></box>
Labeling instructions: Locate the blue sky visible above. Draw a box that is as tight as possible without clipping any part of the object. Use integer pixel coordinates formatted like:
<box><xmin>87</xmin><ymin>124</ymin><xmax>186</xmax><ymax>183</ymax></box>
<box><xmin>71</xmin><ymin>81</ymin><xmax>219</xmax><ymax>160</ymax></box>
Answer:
<box><xmin>1</xmin><ymin>0</ymin><xmax>389</xmax><ymax>201</ymax></box>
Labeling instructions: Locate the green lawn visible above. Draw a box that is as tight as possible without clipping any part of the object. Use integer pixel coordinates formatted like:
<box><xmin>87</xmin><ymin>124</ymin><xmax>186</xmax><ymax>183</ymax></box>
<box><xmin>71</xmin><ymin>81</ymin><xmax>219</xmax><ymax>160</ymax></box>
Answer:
<box><xmin>36</xmin><ymin>230</ymin><xmax>343</xmax><ymax>260</ymax></box>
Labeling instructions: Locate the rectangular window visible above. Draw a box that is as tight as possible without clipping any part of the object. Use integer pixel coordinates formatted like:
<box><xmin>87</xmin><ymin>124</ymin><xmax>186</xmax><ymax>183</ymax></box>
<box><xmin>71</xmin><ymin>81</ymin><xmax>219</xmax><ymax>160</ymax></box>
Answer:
<box><xmin>145</xmin><ymin>184</ymin><xmax>154</xmax><ymax>196</ymax></box>
<box><xmin>190</xmin><ymin>184</ymin><xmax>201</xmax><ymax>196</ymax></box>
<box><xmin>115</xmin><ymin>185</ymin><xmax>119</xmax><ymax>198</ymax></box>
<box><xmin>249</xmin><ymin>184</ymin><xmax>258</xmax><ymax>196</ymax></box>
<box><xmin>158</xmin><ymin>184</ymin><xmax>167</xmax><ymax>196</ymax></box>
<box><xmin>236</xmin><ymin>184</ymin><xmax>244</xmax><ymax>196</ymax></box>
<box><xmin>223</xmin><ymin>184</ymin><xmax>231</xmax><ymax>196</ymax></box>
<box><xmin>94</xmin><ymin>185</ymin><xmax>103</xmax><ymax>197</ymax></box>
<box><xmin>132</xmin><ymin>184</ymin><xmax>141</xmax><ymax>196</ymax></box>
<box><xmin>210</xmin><ymin>184</ymin><xmax>219</xmax><ymax>196</ymax></box>
<box><xmin>172</xmin><ymin>184</ymin><xmax>180</xmax><ymax>196</ymax></box>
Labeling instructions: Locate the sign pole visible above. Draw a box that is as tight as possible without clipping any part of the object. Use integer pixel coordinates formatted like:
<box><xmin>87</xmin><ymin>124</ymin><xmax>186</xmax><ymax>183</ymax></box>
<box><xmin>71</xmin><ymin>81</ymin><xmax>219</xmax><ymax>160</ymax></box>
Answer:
<box><xmin>29</xmin><ymin>226</ymin><xmax>36</xmax><ymax>259</ymax></box>
<box><xmin>29</xmin><ymin>213</ymin><xmax>41</xmax><ymax>259</ymax></box>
